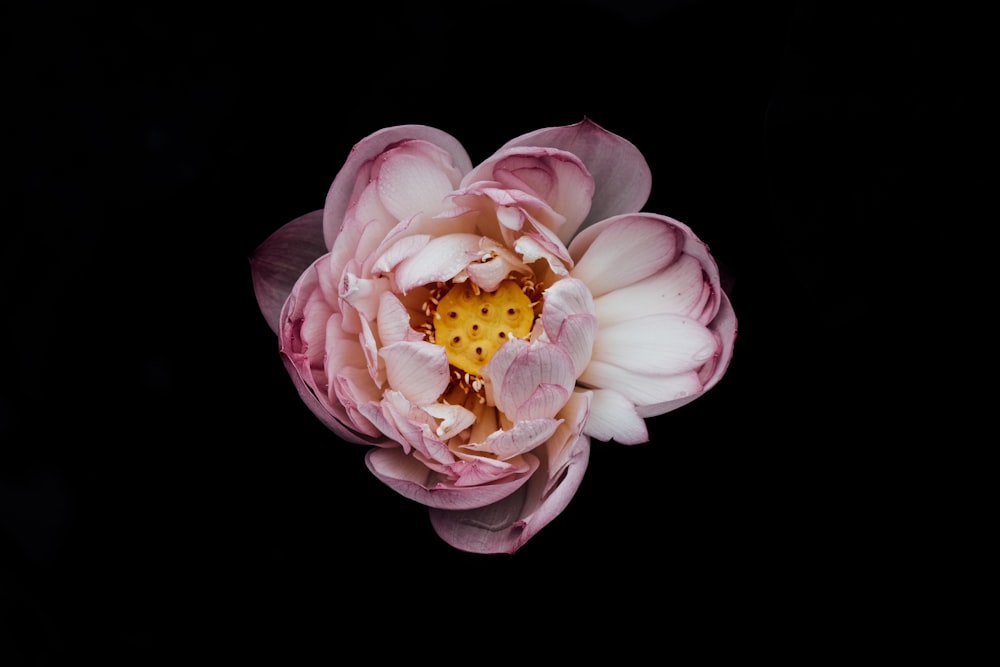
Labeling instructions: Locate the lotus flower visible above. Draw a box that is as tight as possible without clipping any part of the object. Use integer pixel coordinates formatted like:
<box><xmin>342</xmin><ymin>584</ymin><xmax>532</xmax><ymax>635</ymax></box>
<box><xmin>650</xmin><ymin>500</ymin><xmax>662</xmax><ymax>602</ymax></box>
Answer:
<box><xmin>251</xmin><ymin>119</ymin><xmax>736</xmax><ymax>553</ymax></box>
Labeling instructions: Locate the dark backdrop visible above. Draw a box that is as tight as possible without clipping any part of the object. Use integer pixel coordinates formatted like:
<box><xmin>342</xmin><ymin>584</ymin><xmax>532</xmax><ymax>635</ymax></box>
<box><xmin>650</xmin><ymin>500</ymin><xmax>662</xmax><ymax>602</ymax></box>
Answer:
<box><xmin>1</xmin><ymin>0</ymin><xmax>983</xmax><ymax>662</ymax></box>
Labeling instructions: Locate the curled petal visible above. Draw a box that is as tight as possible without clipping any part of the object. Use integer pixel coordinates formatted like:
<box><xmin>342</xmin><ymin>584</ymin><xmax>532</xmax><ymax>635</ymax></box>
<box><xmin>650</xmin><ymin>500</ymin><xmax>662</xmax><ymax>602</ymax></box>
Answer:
<box><xmin>569</xmin><ymin>214</ymin><xmax>684</xmax><ymax>297</ymax></box>
<box><xmin>394</xmin><ymin>233</ymin><xmax>482</xmax><ymax>294</ymax></box>
<box><xmin>461</xmin><ymin>147</ymin><xmax>594</xmax><ymax>243</ymax></box>
<box><xmin>324</xmin><ymin>125</ymin><xmax>473</xmax><ymax>249</ymax></box>
<box><xmin>429</xmin><ymin>392</ymin><xmax>591</xmax><ymax>554</ymax></box>
<box><xmin>497</xmin><ymin>118</ymin><xmax>651</xmax><ymax>233</ymax></box>
<box><xmin>250</xmin><ymin>210</ymin><xmax>326</xmax><ymax>335</ymax></box>
<box><xmin>483</xmin><ymin>338</ymin><xmax>576</xmax><ymax>421</ymax></box>
<box><xmin>377</xmin><ymin>292</ymin><xmax>425</xmax><ymax>345</ymax></box>
<box><xmin>365</xmin><ymin>447</ymin><xmax>539</xmax><ymax>511</ymax></box>
<box><xmin>462</xmin><ymin>418</ymin><xmax>562</xmax><ymax>461</ymax></box>
<box><xmin>540</xmin><ymin>278</ymin><xmax>597</xmax><ymax>376</ymax></box>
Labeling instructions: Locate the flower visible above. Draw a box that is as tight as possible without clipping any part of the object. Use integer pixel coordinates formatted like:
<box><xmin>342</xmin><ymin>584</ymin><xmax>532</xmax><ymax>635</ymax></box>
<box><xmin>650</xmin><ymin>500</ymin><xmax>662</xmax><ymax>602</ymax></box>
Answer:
<box><xmin>251</xmin><ymin>119</ymin><xmax>737</xmax><ymax>553</ymax></box>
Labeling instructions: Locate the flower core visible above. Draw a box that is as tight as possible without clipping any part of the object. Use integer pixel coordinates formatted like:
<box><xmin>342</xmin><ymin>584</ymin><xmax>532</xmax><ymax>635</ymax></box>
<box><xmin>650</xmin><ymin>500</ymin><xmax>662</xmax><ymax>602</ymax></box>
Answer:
<box><xmin>431</xmin><ymin>279</ymin><xmax>535</xmax><ymax>376</ymax></box>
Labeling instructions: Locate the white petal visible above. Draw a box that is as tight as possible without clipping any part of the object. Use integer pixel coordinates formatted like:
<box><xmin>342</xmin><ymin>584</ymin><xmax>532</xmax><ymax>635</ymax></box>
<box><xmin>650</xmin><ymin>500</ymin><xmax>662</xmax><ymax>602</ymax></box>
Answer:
<box><xmin>583</xmin><ymin>389</ymin><xmax>648</xmax><ymax>445</ymax></box>
<box><xmin>592</xmin><ymin>314</ymin><xmax>719</xmax><ymax>376</ymax></box>
<box><xmin>375</xmin><ymin>142</ymin><xmax>461</xmax><ymax>220</ymax></box>
<box><xmin>593</xmin><ymin>254</ymin><xmax>710</xmax><ymax>325</ymax></box>
<box><xmin>578</xmin><ymin>360</ymin><xmax>704</xmax><ymax>406</ymax></box>
<box><xmin>394</xmin><ymin>233</ymin><xmax>482</xmax><ymax>294</ymax></box>
<box><xmin>569</xmin><ymin>214</ymin><xmax>683</xmax><ymax>296</ymax></box>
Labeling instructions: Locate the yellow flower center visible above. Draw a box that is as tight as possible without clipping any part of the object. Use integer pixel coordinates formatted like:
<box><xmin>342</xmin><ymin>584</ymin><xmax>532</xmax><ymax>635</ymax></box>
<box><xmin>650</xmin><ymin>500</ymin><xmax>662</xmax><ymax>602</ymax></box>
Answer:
<box><xmin>433</xmin><ymin>279</ymin><xmax>534</xmax><ymax>376</ymax></box>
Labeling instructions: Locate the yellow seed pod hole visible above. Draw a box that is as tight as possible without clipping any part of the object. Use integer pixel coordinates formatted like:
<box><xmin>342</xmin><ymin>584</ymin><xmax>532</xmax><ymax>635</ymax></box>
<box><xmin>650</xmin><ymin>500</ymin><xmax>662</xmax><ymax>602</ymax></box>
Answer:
<box><xmin>434</xmin><ymin>279</ymin><xmax>534</xmax><ymax>376</ymax></box>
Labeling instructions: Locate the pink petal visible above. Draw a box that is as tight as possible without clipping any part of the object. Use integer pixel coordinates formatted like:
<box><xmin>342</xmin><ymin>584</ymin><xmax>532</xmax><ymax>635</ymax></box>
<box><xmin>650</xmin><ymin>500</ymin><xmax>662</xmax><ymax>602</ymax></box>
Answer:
<box><xmin>461</xmin><ymin>148</ymin><xmax>594</xmax><ymax>243</ymax></box>
<box><xmin>393</xmin><ymin>233</ymin><xmax>482</xmax><ymax>294</ymax></box>
<box><xmin>583</xmin><ymin>389</ymin><xmax>648</xmax><ymax>445</ymax></box>
<box><xmin>483</xmin><ymin>338</ymin><xmax>577</xmax><ymax>421</ymax></box>
<box><xmin>569</xmin><ymin>213</ymin><xmax>684</xmax><ymax>297</ymax></box>
<box><xmin>428</xmin><ymin>392</ymin><xmax>591</xmax><ymax>554</ymax></box>
<box><xmin>540</xmin><ymin>278</ymin><xmax>597</xmax><ymax>376</ymax></box>
<box><xmin>497</xmin><ymin>118</ymin><xmax>651</xmax><ymax>233</ymax></box>
<box><xmin>462</xmin><ymin>418</ymin><xmax>562</xmax><ymax>461</ymax></box>
<box><xmin>374</xmin><ymin>140</ymin><xmax>465</xmax><ymax>220</ymax></box>
<box><xmin>593</xmin><ymin>254</ymin><xmax>711</xmax><ymax>325</ymax></box>
<box><xmin>591</xmin><ymin>314</ymin><xmax>719</xmax><ymax>376</ymax></box>
<box><xmin>250</xmin><ymin>210</ymin><xmax>326</xmax><ymax>335</ymax></box>
<box><xmin>323</xmin><ymin>126</ymin><xmax>473</xmax><ymax>249</ymax></box>
<box><xmin>377</xmin><ymin>292</ymin><xmax>425</xmax><ymax>345</ymax></box>
<box><xmin>378</xmin><ymin>341</ymin><xmax>450</xmax><ymax>406</ymax></box>
<box><xmin>365</xmin><ymin>447</ymin><xmax>539</xmax><ymax>510</ymax></box>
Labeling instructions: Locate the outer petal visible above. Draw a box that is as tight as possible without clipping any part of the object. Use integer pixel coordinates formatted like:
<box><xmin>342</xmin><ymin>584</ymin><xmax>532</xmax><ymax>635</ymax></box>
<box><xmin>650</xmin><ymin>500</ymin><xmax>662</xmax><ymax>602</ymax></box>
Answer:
<box><xmin>365</xmin><ymin>447</ymin><xmax>539</xmax><ymax>510</ymax></box>
<box><xmin>497</xmin><ymin>118</ymin><xmax>651</xmax><ymax>232</ymax></box>
<box><xmin>569</xmin><ymin>213</ymin><xmax>684</xmax><ymax>297</ymax></box>
<box><xmin>428</xmin><ymin>391</ymin><xmax>591</xmax><ymax>554</ymax></box>
<box><xmin>590</xmin><ymin>314</ymin><xmax>719</xmax><ymax>377</ymax></box>
<box><xmin>636</xmin><ymin>290</ymin><xmax>737</xmax><ymax>417</ymax></box>
<box><xmin>250</xmin><ymin>210</ymin><xmax>327</xmax><ymax>335</ymax></box>
<box><xmin>323</xmin><ymin>125</ymin><xmax>474</xmax><ymax>249</ymax></box>
<box><xmin>583</xmin><ymin>388</ymin><xmax>648</xmax><ymax>445</ymax></box>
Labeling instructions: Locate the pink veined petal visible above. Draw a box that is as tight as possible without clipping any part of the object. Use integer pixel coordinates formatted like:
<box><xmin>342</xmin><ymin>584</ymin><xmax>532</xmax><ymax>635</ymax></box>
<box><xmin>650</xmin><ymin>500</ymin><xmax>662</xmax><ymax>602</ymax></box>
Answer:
<box><xmin>365</xmin><ymin>447</ymin><xmax>540</xmax><ymax>511</ymax></box>
<box><xmin>374</xmin><ymin>140</ymin><xmax>465</xmax><ymax>221</ymax></box>
<box><xmin>370</xmin><ymin>234</ymin><xmax>431</xmax><ymax>275</ymax></box>
<box><xmin>462</xmin><ymin>418</ymin><xmax>562</xmax><ymax>461</ymax></box>
<box><xmin>379</xmin><ymin>341</ymin><xmax>450</xmax><ymax>406</ymax></box>
<box><xmin>323</xmin><ymin>125</ymin><xmax>473</xmax><ymax>249</ymax></box>
<box><xmin>428</xmin><ymin>392</ymin><xmax>591</xmax><ymax>554</ymax></box>
<box><xmin>514</xmin><ymin>384</ymin><xmax>571</xmax><ymax>423</ymax></box>
<box><xmin>446</xmin><ymin>454</ymin><xmax>534</xmax><ymax>488</ymax></box>
<box><xmin>591</xmin><ymin>314</ymin><xmax>719</xmax><ymax>377</ymax></box>
<box><xmin>593</xmin><ymin>254</ymin><xmax>711</xmax><ymax>325</ymax></box>
<box><xmin>583</xmin><ymin>388</ymin><xmax>649</xmax><ymax>445</ymax></box>
<box><xmin>461</xmin><ymin>148</ymin><xmax>594</xmax><ymax>244</ymax></box>
<box><xmin>250</xmin><ymin>210</ymin><xmax>327</xmax><ymax>335</ymax></box>
<box><xmin>578</xmin><ymin>360</ymin><xmax>704</xmax><ymax>407</ymax></box>
<box><xmin>540</xmin><ymin>278</ymin><xmax>597</xmax><ymax>376</ymax></box>
<box><xmin>483</xmin><ymin>338</ymin><xmax>577</xmax><ymax>421</ymax></box>
<box><xmin>569</xmin><ymin>213</ymin><xmax>684</xmax><ymax>297</ymax></box>
<box><xmin>393</xmin><ymin>233</ymin><xmax>483</xmax><ymax>294</ymax></box>
<box><xmin>377</xmin><ymin>292</ymin><xmax>425</xmax><ymax>345</ymax></box>
<box><xmin>496</xmin><ymin>118</ymin><xmax>651</xmax><ymax>234</ymax></box>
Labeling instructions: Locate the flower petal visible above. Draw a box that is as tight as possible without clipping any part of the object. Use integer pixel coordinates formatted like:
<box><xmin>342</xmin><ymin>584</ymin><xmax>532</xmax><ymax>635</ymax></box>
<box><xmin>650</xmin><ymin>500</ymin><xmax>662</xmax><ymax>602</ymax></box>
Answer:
<box><xmin>539</xmin><ymin>278</ymin><xmax>597</xmax><ymax>376</ymax></box>
<box><xmin>323</xmin><ymin>126</ymin><xmax>473</xmax><ymax>249</ymax></box>
<box><xmin>591</xmin><ymin>314</ymin><xmax>719</xmax><ymax>376</ymax></box>
<box><xmin>365</xmin><ymin>447</ymin><xmax>539</xmax><ymax>510</ymax></box>
<box><xmin>428</xmin><ymin>392</ymin><xmax>591</xmax><ymax>553</ymax></box>
<box><xmin>569</xmin><ymin>213</ymin><xmax>684</xmax><ymax>297</ymax></box>
<box><xmin>374</xmin><ymin>140</ymin><xmax>465</xmax><ymax>220</ymax></box>
<box><xmin>483</xmin><ymin>338</ymin><xmax>576</xmax><ymax>421</ymax></box>
<box><xmin>379</xmin><ymin>341</ymin><xmax>449</xmax><ymax>406</ymax></box>
<box><xmin>593</xmin><ymin>254</ymin><xmax>711</xmax><ymax>325</ymax></box>
<box><xmin>462</xmin><ymin>418</ymin><xmax>562</xmax><ymax>461</ymax></box>
<box><xmin>497</xmin><ymin>118</ymin><xmax>651</xmax><ymax>232</ymax></box>
<box><xmin>578</xmin><ymin>360</ymin><xmax>704</xmax><ymax>407</ymax></box>
<box><xmin>250</xmin><ymin>210</ymin><xmax>326</xmax><ymax>335</ymax></box>
<box><xmin>460</xmin><ymin>147</ymin><xmax>594</xmax><ymax>243</ymax></box>
<box><xmin>584</xmin><ymin>389</ymin><xmax>648</xmax><ymax>445</ymax></box>
<box><xmin>393</xmin><ymin>233</ymin><xmax>482</xmax><ymax>294</ymax></box>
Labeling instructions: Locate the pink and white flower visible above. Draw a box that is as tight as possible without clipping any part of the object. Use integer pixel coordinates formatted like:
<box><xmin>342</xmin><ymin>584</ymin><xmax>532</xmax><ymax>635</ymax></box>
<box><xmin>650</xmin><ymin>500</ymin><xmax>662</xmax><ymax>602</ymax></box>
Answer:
<box><xmin>251</xmin><ymin>119</ymin><xmax>737</xmax><ymax>553</ymax></box>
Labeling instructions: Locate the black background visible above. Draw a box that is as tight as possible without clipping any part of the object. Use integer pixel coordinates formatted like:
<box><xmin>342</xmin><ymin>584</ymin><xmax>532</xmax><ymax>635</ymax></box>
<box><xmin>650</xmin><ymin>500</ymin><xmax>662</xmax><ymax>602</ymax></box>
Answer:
<box><xmin>1</xmin><ymin>0</ymin><xmax>986</xmax><ymax>662</ymax></box>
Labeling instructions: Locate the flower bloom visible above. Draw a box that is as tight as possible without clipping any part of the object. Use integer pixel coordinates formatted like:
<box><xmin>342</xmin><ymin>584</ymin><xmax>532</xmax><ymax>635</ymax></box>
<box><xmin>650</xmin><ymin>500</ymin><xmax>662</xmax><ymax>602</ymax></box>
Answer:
<box><xmin>251</xmin><ymin>119</ymin><xmax>736</xmax><ymax>553</ymax></box>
